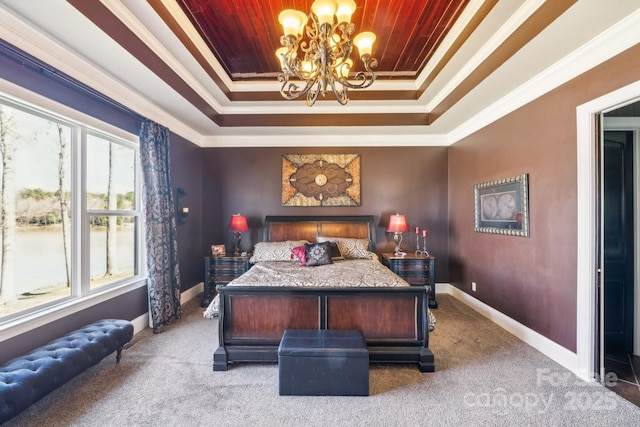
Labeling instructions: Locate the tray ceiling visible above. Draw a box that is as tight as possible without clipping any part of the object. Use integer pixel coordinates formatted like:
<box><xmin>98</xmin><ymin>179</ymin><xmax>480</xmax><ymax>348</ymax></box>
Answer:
<box><xmin>3</xmin><ymin>0</ymin><xmax>635</xmax><ymax>145</ymax></box>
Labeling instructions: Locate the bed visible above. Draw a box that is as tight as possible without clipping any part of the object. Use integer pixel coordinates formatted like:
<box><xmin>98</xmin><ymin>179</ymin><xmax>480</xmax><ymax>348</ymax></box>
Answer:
<box><xmin>211</xmin><ymin>215</ymin><xmax>435</xmax><ymax>372</ymax></box>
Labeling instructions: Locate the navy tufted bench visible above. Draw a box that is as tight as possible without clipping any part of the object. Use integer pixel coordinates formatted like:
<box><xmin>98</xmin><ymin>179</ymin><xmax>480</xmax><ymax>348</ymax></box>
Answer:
<box><xmin>0</xmin><ymin>319</ymin><xmax>134</xmax><ymax>423</ymax></box>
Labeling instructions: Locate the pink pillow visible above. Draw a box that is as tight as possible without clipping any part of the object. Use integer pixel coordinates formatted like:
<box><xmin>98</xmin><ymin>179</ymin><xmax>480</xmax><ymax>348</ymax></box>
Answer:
<box><xmin>291</xmin><ymin>245</ymin><xmax>306</xmax><ymax>266</ymax></box>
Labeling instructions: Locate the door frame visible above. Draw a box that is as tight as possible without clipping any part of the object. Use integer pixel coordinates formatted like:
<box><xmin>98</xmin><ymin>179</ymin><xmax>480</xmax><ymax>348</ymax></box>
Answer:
<box><xmin>576</xmin><ymin>79</ymin><xmax>640</xmax><ymax>382</ymax></box>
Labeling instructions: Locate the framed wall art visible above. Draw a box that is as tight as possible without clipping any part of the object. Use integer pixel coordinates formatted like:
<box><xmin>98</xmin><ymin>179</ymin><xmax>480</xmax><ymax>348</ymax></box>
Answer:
<box><xmin>282</xmin><ymin>154</ymin><xmax>361</xmax><ymax>207</ymax></box>
<box><xmin>474</xmin><ymin>173</ymin><xmax>529</xmax><ymax>237</ymax></box>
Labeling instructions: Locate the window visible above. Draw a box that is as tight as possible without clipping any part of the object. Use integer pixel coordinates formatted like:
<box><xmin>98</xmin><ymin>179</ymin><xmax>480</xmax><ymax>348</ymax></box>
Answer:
<box><xmin>86</xmin><ymin>133</ymin><xmax>138</xmax><ymax>290</ymax></box>
<box><xmin>0</xmin><ymin>93</ymin><xmax>142</xmax><ymax>321</ymax></box>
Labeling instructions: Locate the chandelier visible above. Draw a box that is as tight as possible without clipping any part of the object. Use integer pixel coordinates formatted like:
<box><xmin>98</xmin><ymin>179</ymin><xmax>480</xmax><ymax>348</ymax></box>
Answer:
<box><xmin>276</xmin><ymin>0</ymin><xmax>378</xmax><ymax>106</ymax></box>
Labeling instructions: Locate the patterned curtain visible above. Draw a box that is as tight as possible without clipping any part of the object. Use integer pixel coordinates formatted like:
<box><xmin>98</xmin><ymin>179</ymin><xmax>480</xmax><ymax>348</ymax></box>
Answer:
<box><xmin>139</xmin><ymin>120</ymin><xmax>182</xmax><ymax>333</ymax></box>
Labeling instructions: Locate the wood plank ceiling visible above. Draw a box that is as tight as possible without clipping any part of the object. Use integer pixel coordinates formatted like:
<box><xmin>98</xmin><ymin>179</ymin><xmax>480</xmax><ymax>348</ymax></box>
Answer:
<box><xmin>175</xmin><ymin>0</ymin><xmax>470</xmax><ymax>81</ymax></box>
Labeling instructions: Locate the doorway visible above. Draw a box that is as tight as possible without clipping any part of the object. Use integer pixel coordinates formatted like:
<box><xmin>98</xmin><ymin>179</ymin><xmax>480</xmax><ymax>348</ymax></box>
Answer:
<box><xmin>600</xmin><ymin>105</ymin><xmax>640</xmax><ymax>405</ymax></box>
<box><xmin>575</xmin><ymin>80</ymin><xmax>640</xmax><ymax>389</ymax></box>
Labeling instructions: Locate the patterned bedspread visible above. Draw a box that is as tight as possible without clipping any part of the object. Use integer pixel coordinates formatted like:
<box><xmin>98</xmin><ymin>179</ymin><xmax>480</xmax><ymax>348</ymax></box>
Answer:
<box><xmin>230</xmin><ymin>258</ymin><xmax>411</xmax><ymax>288</ymax></box>
<box><xmin>202</xmin><ymin>257</ymin><xmax>436</xmax><ymax>330</ymax></box>
<box><xmin>204</xmin><ymin>257</ymin><xmax>409</xmax><ymax>319</ymax></box>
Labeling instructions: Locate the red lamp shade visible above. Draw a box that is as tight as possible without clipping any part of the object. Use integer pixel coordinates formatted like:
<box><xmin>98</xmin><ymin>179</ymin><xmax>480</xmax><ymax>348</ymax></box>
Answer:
<box><xmin>228</xmin><ymin>214</ymin><xmax>249</xmax><ymax>232</ymax></box>
<box><xmin>386</xmin><ymin>214</ymin><xmax>409</xmax><ymax>233</ymax></box>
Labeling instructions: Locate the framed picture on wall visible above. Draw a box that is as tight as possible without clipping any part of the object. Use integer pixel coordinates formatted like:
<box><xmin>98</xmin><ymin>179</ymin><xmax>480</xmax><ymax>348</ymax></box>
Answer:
<box><xmin>281</xmin><ymin>154</ymin><xmax>361</xmax><ymax>207</ymax></box>
<box><xmin>474</xmin><ymin>173</ymin><xmax>529</xmax><ymax>237</ymax></box>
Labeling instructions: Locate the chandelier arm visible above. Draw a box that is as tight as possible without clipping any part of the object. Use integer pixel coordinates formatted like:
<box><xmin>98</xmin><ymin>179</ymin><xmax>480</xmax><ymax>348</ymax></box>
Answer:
<box><xmin>338</xmin><ymin>72</ymin><xmax>374</xmax><ymax>89</ymax></box>
<box><xmin>279</xmin><ymin>73</ymin><xmax>316</xmax><ymax>101</ymax></box>
<box><xmin>306</xmin><ymin>83</ymin><xmax>321</xmax><ymax>106</ymax></box>
<box><xmin>328</xmin><ymin>80</ymin><xmax>349</xmax><ymax>105</ymax></box>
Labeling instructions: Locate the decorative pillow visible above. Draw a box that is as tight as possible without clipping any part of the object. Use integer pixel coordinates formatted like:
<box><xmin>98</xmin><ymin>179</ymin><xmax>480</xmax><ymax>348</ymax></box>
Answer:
<box><xmin>327</xmin><ymin>241</ymin><xmax>344</xmax><ymax>260</ymax></box>
<box><xmin>304</xmin><ymin>241</ymin><xmax>332</xmax><ymax>266</ymax></box>
<box><xmin>291</xmin><ymin>245</ymin><xmax>307</xmax><ymax>266</ymax></box>
<box><xmin>317</xmin><ymin>236</ymin><xmax>371</xmax><ymax>259</ymax></box>
<box><xmin>249</xmin><ymin>240</ymin><xmax>308</xmax><ymax>263</ymax></box>
<box><xmin>316</xmin><ymin>241</ymin><xmax>344</xmax><ymax>261</ymax></box>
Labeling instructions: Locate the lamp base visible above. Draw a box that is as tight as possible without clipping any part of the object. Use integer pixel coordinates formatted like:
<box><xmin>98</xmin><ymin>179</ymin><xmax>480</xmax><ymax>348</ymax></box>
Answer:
<box><xmin>233</xmin><ymin>232</ymin><xmax>242</xmax><ymax>256</ymax></box>
<box><xmin>393</xmin><ymin>232</ymin><xmax>404</xmax><ymax>256</ymax></box>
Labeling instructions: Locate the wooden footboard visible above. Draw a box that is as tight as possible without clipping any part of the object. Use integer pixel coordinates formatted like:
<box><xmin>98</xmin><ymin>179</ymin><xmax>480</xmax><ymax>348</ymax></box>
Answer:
<box><xmin>213</xmin><ymin>286</ymin><xmax>435</xmax><ymax>372</ymax></box>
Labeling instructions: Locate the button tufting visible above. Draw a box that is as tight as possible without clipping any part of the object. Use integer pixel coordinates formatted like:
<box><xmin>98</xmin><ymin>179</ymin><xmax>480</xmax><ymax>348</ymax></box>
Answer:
<box><xmin>1</xmin><ymin>319</ymin><xmax>133</xmax><ymax>423</ymax></box>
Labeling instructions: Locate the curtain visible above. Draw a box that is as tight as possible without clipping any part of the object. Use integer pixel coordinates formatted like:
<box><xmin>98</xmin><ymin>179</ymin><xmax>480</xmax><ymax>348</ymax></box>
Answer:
<box><xmin>139</xmin><ymin>120</ymin><xmax>182</xmax><ymax>333</ymax></box>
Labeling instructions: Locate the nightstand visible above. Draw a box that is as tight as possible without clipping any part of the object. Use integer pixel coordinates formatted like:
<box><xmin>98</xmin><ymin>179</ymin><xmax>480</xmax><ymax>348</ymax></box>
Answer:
<box><xmin>380</xmin><ymin>253</ymin><xmax>437</xmax><ymax>309</ymax></box>
<box><xmin>202</xmin><ymin>255</ymin><xmax>251</xmax><ymax>307</ymax></box>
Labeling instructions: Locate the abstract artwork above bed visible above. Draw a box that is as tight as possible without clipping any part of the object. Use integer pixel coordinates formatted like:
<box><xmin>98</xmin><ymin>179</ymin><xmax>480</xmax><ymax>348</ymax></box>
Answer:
<box><xmin>282</xmin><ymin>154</ymin><xmax>361</xmax><ymax>207</ymax></box>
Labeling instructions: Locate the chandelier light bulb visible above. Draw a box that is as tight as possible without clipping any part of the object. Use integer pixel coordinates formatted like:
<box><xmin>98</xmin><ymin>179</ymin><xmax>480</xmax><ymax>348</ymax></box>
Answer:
<box><xmin>338</xmin><ymin>58</ymin><xmax>353</xmax><ymax>78</ymax></box>
<box><xmin>301</xmin><ymin>60</ymin><xmax>317</xmax><ymax>75</ymax></box>
<box><xmin>336</xmin><ymin>0</ymin><xmax>356</xmax><ymax>24</ymax></box>
<box><xmin>353</xmin><ymin>32</ymin><xmax>376</xmax><ymax>57</ymax></box>
<box><xmin>279</xmin><ymin>9</ymin><xmax>306</xmax><ymax>37</ymax></box>
<box><xmin>311</xmin><ymin>0</ymin><xmax>338</xmax><ymax>26</ymax></box>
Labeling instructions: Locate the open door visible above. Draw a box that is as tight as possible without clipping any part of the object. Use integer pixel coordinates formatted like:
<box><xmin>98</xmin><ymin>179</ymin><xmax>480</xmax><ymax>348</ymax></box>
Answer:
<box><xmin>602</xmin><ymin>130</ymin><xmax>635</xmax><ymax>356</ymax></box>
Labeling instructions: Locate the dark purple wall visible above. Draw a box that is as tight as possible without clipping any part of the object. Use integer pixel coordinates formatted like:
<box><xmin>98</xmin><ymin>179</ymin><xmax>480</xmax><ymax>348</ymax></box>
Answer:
<box><xmin>200</xmin><ymin>146</ymin><xmax>450</xmax><ymax>282</ymax></box>
<box><xmin>448</xmin><ymin>43</ymin><xmax>640</xmax><ymax>352</ymax></box>
<box><xmin>170</xmin><ymin>133</ymin><xmax>204</xmax><ymax>291</ymax></box>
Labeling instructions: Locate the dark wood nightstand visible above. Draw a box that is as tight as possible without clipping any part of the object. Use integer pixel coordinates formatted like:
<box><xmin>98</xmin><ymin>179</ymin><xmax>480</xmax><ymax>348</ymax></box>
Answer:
<box><xmin>202</xmin><ymin>255</ymin><xmax>251</xmax><ymax>307</ymax></box>
<box><xmin>380</xmin><ymin>253</ymin><xmax>437</xmax><ymax>309</ymax></box>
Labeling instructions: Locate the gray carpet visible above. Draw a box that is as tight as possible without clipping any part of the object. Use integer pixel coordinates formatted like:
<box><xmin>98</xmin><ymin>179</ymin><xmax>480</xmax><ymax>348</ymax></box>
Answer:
<box><xmin>5</xmin><ymin>294</ymin><xmax>640</xmax><ymax>426</ymax></box>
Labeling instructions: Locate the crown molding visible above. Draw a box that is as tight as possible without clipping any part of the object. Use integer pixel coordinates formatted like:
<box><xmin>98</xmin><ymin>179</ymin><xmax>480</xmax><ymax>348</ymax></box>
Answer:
<box><xmin>448</xmin><ymin>7</ymin><xmax>640</xmax><ymax>145</ymax></box>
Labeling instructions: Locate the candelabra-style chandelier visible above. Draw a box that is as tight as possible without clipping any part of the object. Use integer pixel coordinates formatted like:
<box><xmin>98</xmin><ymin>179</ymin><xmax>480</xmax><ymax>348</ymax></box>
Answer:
<box><xmin>276</xmin><ymin>0</ymin><xmax>378</xmax><ymax>106</ymax></box>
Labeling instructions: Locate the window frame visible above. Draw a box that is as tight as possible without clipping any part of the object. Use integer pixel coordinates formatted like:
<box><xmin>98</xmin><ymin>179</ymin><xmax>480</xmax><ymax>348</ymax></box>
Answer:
<box><xmin>0</xmin><ymin>80</ymin><xmax>147</xmax><ymax>341</ymax></box>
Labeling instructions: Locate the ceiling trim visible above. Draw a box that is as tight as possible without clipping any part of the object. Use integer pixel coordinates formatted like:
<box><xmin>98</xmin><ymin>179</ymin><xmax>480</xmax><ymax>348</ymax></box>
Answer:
<box><xmin>449</xmin><ymin>7</ymin><xmax>640</xmax><ymax>144</ymax></box>
<box><xmin>417</xmin><ymin>0</ymin><xmax>498</xmax><ymax>96</ymax></box>
<box><xmin>219</xmin><ymin>112</ymin><xmax>431</xmax><ymax>127</ymax></box>
<box><xmin>67</xmin><ymin>0</ymin><xmax>221</xmax><ymax>124</ymax></box>
<box><xmin>200</xmin><ymin>131</ymin><xmax>449</xmax><ymax>148</ymax></box>
<box><xmin>146</xmin><ymin>0</ymin><xmax>232</xmax><ymax>97</ymax></box>
<box><xmin>429</xmin><ymin>0</ymin><xmax>577</xmax><ymax>121</ymax></box>
<box><xmin>72</xmin><ymin>0</ymin><xmax>576</xmax><ymax>129</ymax></box>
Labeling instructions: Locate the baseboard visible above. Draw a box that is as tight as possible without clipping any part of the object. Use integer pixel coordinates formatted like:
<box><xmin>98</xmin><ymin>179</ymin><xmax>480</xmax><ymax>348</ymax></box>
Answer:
<box><xmin>132</xmin><ymin>282</ymin><xmax>204</xmax><ymax>335</ymax></box>
<box><xmin>130</xmin><ymin>312</ymin><xmax>148</xmax><ymax>335</ymax></box>
<box><xmin>180</xmin><ymin>282</ymin><xmax>204</xmax><ymax>305</ymax></box>
<box><xmin>436</xmin><ymin>283</ymin><xmax>581</xmax><ymax>377</ymax></box>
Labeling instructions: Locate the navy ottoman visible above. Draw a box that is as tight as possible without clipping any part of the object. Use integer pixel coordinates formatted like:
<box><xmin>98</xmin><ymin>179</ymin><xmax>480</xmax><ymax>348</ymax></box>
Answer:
<box><xmin>278</xmin><ymin>329</ymin><xmax>369</xmax><ymax>396</ymax></box>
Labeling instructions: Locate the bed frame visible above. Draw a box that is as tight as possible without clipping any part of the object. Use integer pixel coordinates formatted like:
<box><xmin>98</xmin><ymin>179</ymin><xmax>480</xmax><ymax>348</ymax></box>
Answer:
<box><xmin>213</xmin><ymin>215</ymin><xmax>435</xmax><ymax>372</ymax></box>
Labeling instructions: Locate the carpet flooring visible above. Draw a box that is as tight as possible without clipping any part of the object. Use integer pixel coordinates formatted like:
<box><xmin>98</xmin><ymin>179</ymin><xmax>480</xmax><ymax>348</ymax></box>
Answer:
<box><xmin>5</xmin><ymin>294</ymin><xmax>640</xmax><ymax>426</ymax></box>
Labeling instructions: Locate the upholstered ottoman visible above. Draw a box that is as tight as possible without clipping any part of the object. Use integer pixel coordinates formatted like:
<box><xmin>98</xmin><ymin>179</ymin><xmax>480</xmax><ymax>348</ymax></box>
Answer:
<box><xmin>278</xmin><ymin>329</ymin><xmax>369</xmax><ymax>396</ymax></box>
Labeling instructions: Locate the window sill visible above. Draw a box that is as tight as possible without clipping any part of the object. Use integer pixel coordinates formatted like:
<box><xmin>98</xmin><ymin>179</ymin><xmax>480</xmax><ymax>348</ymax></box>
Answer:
<box><xmin>0</xmin><ymin>278</ymin><xmax>147</xmax><ymax>342</ymax></box>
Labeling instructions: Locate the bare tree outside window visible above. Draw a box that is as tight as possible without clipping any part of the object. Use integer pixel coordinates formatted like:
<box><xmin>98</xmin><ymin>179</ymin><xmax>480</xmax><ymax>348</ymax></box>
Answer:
<box><xmin>0</xmin><ymin>95</ymin><xmax>140</xmax><ymax>319</ymax></box>
<box><xmin>0</xmin><ymin>106</ymin><xmax>17</xmax><ymax>304</ymax></box>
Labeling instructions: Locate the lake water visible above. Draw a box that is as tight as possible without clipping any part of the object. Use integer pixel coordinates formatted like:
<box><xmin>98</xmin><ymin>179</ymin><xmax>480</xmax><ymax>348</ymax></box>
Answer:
<box><xmin>12</xmin><ymin>227</ymin><xmax>135</xmax><ymax>294</ymax></box>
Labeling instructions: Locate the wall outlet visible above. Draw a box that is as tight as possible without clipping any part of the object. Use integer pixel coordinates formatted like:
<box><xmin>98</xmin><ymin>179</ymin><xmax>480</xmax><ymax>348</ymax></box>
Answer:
<box><xmin>471</xmin><ymin>281</ymin><xmax>477</xmax><ymax>292</ymax></box>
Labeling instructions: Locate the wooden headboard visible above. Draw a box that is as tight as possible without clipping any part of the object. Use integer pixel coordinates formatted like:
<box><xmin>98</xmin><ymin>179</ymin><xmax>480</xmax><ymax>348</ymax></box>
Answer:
<box><xmin>264</xmin><ymin>215</ymin><xmax>376</xmax><ymax>251</ymax></box>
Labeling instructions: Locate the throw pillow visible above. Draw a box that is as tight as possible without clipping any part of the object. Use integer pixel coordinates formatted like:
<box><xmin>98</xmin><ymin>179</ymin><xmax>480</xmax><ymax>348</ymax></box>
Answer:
<box><xmin>291</xmin><ymin>245</ymin><xmax>307</xmax><ymax>266</ymax></box>
<box><xmin>327</xmin><ymin>241</ymin><xmax>344</xmax><ymax>260</ymax></box>
<box><xmin>304</xmin><ymin>241</ymin><xmax>332</xmax><ymax>266</ymax></box>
